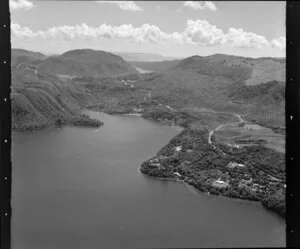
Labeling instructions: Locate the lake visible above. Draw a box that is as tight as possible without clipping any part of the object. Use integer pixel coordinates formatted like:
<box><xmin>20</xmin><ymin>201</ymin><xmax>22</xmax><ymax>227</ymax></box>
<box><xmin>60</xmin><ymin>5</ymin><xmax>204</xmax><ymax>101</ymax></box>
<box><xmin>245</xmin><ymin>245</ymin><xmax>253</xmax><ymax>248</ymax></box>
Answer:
<box><xmin>12</xmin><ymin>111</ymin><xmax>285</xmax><ymax>248</ymax></box>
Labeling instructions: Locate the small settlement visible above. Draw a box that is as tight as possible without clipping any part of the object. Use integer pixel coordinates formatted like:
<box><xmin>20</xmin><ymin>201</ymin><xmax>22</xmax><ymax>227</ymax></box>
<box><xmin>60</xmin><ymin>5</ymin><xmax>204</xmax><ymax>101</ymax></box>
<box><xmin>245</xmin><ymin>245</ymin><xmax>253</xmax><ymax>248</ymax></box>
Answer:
<box><xmin>143</xmin><ymin>140</ymin><xmax>284</xmax><ymax>200</ymax></box>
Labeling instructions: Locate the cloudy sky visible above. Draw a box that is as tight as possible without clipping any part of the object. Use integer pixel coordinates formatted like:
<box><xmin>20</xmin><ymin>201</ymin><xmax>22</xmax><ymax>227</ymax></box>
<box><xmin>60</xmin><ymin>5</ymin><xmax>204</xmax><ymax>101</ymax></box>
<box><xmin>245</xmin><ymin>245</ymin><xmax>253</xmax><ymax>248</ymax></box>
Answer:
<box><xmin>10</xmin><ymin>0</ymin><xmax>286</xmax><ymax>58</ymax></box>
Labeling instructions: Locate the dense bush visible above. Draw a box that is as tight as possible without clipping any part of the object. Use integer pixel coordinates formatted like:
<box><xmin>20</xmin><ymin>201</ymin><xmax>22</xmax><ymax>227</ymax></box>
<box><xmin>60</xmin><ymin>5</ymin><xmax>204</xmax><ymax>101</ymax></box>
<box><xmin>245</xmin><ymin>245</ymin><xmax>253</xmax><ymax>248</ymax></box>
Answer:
<box><xmin>140</xmin><ymin>127</ymin><xmax>286</xmax><ymax>218</ymax></box>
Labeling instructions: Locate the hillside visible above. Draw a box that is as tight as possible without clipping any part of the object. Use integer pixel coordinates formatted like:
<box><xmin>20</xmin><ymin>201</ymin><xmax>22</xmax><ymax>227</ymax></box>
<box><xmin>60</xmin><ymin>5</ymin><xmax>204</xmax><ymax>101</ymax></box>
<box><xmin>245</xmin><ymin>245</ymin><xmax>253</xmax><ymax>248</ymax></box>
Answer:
<box><xmin>10</xmin><ymin>49</ymin><xmax>286</xmax><ymax>219</ymax></box>
<box><xmin>244</xmin><ymin>58</ymin><xmax>285</xmax><ymax>86</ymax></box>
<box><xmin>11</xmin><ymin>50</ymin><xmax>285</xmax><ymax>132</ymax></box>
<box><xmin>12</xmin><ymin>48</ymin><xmax>47</xmax><ymax>60</ymax></box>
<box><xmin>11</xmin><ymin>65</ymin><xmax>103</xmax><ymax>131</ymax></box>
<box><xmin>129</xmin><ymin>60</ymin><xmax>180</xmax><ymax>72</ymax></box>
<box><xmin>66</xmin><ymin>63</ymin><xmax>284</xmax><ymax>130</ymax></box>
<box><xmin>229</xmin><ymin>80</ymin><xmax>285</xmax><ymax>102</ymax></box>
<box><xmin>173</xmin><ymin>55</ymin><xmax>252</xmax><ymax>82</ymax></box>
<box><xmin>59</xmin><ymin>72</ymin><xmax>285</xmax><ymax>218</ymax></box>
<box><xmin>127</xmin><ymin>54</ymin><xmax>251</xmax><ymax>77</ymax></box>
<box><xmin>37</xmin><ymin>49</ymin><xmax>138</xmax><ymax>78</ymax></box>
<box><xmin>11</xmin><ymin>48</ymin><xmax>47</xmax><ymax>68</ymax></box>
<box><xmin>128</xmin><ymin>54</ymin><xmax>285</xmax><ymax>88</ymax></box>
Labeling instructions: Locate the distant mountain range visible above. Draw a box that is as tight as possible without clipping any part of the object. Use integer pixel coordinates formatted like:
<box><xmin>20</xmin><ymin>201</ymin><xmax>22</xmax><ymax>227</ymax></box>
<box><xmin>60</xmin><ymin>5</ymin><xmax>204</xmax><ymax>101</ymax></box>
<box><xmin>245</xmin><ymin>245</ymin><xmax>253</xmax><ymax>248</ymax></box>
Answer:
<box><xmin>111</xmin><ymin>51</ymin><xmax>183</xmax><ymax>62</ymax></box>
<box><xmin>12</xmin><ymin>48</ymin><xmax>47</xmax><ymax>68</ymax></box>
<box><xmin>130</xmin><ymin>53</ymin><xmax>285</xmax><ymax>85</ymax></box>
<box><xmin>12</xmin><ymin>48</ymin><xmax>47</xmax><ymax>60</ymax></box>
<box><xmin>12</xmin><ymin>48</ymin><xmax>138</xmax><ymax>78</ymax></box>
<box><xmin>11</xmin><ymin>48</ymin><xmax>286</xmax><ymax>131</ymax></box>
<box><xmin>130</xmin><ymin>59</ymin><xmax>180</xmax><ymax>72</ymax></box>
<box><xmin>11</xmin><ymin>48</ymin><xmax>138</xmax><ymax>130</ymax></box>
<box><xmin>10</xmin><ymin>48</ymin><xmax>286</xmax><ymax>219</ymax></box>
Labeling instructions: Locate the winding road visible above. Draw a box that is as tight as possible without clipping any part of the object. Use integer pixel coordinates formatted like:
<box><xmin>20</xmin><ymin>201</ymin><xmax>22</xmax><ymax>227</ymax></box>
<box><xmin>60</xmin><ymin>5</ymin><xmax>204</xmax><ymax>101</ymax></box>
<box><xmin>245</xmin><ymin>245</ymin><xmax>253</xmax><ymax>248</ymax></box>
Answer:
<box><xmin>208</xmin><ymin>113</ymin><xmax>245</xmax><ymax>146</ymax></box>
<box><xmin>140</xmin><ymin>92</ymin><xmax>282</xmax><ymax>182</ymax></box>
<box><xmin>207</xmin><ymin>112</ymin><xmax>283</xmax><ymax>182</ymax></box>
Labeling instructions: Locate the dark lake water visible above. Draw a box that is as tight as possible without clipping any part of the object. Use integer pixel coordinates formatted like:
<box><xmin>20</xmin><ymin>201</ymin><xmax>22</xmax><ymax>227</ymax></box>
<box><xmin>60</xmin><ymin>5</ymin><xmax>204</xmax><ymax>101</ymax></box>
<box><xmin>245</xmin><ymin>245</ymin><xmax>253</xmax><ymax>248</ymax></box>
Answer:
<box><xmin>12</xmin><ymin>111</ymin><xmax>285</xmax><ymax>248</ymax></box>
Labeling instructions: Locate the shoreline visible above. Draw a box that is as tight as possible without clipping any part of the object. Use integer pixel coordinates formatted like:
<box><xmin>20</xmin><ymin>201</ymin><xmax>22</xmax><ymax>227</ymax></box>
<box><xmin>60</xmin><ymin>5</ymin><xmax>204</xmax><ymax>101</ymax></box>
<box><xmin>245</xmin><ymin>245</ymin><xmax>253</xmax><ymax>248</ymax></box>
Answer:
<box><xmin>12</xmin><ymin>121</ymin><xmax>103</xmax><ymax>133</ymax></box>
<box><xmin>140</xmin><ymin>167</ymin><xmax>263</xmax><ymax>207</ymax></box>
<box><xmin>139</xmin><ymin>167</ymin><xmax>287</xmax><ymax>220</ymax></box>
<box><xmin>122</xmin><ymin>113</ymin><xmax>143</xmax><ymax>117</ymax></box>
<box><xmin>13</xmin><ymin>109</ymin><xmax>285</xmax><ymax>219</ymax></box>
<box><xmin>138</xmin><ymin>125</ymin><xmax>285</xmax><ymax>219</ymax></box>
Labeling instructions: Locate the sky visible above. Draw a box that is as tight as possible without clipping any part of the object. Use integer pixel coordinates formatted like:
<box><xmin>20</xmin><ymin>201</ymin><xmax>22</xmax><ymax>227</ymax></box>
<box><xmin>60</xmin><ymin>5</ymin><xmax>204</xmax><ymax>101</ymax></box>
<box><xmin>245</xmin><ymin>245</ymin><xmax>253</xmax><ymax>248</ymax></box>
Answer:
<box><xmin>10</xmin><ymin>0</ymin><xmax>286</xmax><ymax>58</ymax></box>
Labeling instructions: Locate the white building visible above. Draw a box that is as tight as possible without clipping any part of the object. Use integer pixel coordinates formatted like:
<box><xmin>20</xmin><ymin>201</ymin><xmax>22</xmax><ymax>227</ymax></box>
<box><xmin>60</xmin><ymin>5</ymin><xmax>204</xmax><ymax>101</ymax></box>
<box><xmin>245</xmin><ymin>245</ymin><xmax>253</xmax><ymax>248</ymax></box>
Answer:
<box><xmin>212</xmin><ymin>178</ymin><xmax>229</xmax><ymax>188</ymax></box>
<box><xmin>175</xmin><ymin>146</ymin><xmax>182</xmax><ymax>152</ymax></box>
<box><xmin>173</xmin><ymin>172</ymin><xmax>181</xmax><ymax>177</ymax></box>
<box><xmin>227</xmin><ymin>162</ymin><xmax>245</xmax><ymax>168</ymax></box>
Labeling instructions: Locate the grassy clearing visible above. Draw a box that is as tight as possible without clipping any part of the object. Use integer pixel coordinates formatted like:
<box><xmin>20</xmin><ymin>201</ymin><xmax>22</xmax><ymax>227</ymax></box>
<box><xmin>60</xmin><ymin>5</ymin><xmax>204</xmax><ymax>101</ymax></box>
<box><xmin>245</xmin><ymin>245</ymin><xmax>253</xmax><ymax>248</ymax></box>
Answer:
<box><xmin>214</xmin><ymin>122</ymin><xmax>285</xmax><ymax>153</ymax></box>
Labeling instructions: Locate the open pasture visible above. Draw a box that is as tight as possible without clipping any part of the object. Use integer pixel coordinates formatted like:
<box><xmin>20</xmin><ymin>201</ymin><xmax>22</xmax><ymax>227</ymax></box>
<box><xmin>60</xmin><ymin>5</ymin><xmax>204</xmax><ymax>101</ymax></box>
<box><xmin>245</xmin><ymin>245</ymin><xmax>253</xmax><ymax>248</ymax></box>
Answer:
<box><xmin>215</xmin><ymin>122</ymin><xmax>285</xmax><ymax>153</ymax></box>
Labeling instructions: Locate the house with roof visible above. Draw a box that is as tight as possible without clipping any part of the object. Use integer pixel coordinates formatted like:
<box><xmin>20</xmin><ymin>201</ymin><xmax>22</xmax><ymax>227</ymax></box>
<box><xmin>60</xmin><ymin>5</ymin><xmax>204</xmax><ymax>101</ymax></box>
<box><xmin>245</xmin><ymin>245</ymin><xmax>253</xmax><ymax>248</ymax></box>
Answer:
<box><xmin>173</xmin><ymin>172</ymin><xmax>181</xmax><ymax>177</ymax></box>
<box><xmin>212</xmin><ymin>177</ymin><xmax>229</xmax><ymax>188</ymax></box>
<box><xmin>175</xmin><ymin>146</ymin><xmax>182</xmax><ymax>152</ymax></box>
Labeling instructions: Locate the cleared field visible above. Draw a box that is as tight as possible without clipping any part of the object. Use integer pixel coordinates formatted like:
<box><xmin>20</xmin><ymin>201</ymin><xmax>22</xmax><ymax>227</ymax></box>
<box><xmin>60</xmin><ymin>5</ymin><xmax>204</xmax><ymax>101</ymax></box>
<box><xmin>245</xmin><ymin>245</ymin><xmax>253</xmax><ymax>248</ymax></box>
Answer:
<box><xmin>134</xmin><ymin>67</ymin><xmax>153</xmax><ymax>73</ymax></box>
<box><xmin>214</xmin><ymin>122</ymin><xmax>285</xmax><ymax>153</ymax></box>
<box><xmin>245</xmin><ymin>60</ymin><xmax>285</xmax><ymax>86</ymax></box>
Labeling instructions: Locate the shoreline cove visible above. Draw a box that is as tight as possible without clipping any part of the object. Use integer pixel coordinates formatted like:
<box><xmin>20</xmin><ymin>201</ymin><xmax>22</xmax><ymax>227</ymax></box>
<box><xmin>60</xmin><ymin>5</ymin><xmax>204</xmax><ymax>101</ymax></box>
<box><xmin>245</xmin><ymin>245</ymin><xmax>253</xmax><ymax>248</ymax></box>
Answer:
<box><xmin>13</xmin><ymin>110</ymin><xmax>285</xmax><ymax>248</ymax></box>
<box><xmin>120</xmin><ymin>111</ymin><xmax>285</xmax><ymax>219</ymax></box>
<box><xmin>15</xmin><ymin>109</ymin><xmax>286</xmax><ymax>219</ymax></box>
<box><xmin>87</xmin><ymin>110</ymin><xmax>285</xmax><ymax>219</ymax></box>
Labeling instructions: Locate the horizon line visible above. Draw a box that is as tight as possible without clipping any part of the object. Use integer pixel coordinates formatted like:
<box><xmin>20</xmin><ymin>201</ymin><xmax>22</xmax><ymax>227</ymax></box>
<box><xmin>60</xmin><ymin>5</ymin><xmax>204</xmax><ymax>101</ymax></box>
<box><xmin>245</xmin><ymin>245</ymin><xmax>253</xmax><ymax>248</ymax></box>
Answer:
<box><xmin>11</xmin><ymin>47</ymin><xmax>286</xmax><ymax>60</ymax></box>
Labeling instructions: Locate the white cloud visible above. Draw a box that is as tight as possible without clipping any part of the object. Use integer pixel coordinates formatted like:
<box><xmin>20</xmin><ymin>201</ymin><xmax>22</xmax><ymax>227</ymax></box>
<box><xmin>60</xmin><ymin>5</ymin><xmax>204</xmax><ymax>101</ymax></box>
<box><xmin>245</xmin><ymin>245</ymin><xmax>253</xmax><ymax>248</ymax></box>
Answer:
<box><xmin>223</xmin><ymin>28</ymin><xmax>270</xmax><ymax>49</ymax></box>
<box><xmin>183</xmin><ymin>19</ymin><xmax>224</xmax><ymax>45</ymax></box>
<box><xmin>11</xmin><ymin>22</ymin><xmax>37</xmax><ymax>38</ymax></box>
<box><xmin>271</xmin><ymin>37</ymin><xmax>286</xmax><ymax>50</ymax></box>
<box><xmin>11</xmin><ymin>20</ymin><xmax>285</xmax><ymax>50</ymax></box>
<box><xmin>183</xmin><ymin>1</ymin><xmax>217</xmax><ymax>11</ymax></box>
<box><xmin>96</xmin><ymin>1</ymin><xmax>143</xmax><ymax>11</ymax></box>
<box><xmin>156</xmin><ymin>5</ymin><xmax>161</xmax><ymax>10</ymax></box>
<box><xmin>11</xmin><ymin>21</ymin><xmax>169</xmax><ymax>43</ymax></box>
<box><xmin>10</xmin><ymin>0</ymin><xmax>35</xmax><ymax>11</ymax></box>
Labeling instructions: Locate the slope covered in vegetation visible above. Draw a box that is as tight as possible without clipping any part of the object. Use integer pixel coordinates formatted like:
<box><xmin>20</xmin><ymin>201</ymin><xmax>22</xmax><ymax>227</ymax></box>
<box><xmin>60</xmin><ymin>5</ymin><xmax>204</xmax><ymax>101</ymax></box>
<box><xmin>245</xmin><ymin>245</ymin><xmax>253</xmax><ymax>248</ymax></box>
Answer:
<box><xmin>11</xmin><ymin>66</ymin><xmax>103</xmax><ymax>131</ymax></box>
<box><xmin>129</xmin><ymin>60</ymin><xmax>180</xmax><ymax>72</ymax></box>
<box><xmin>11</xmin><ymin>50</ymin><xmax>285</xmax><ymax>133</ymax></box>
<box><xmin>37</xmin><ymin>49</ymin><xmax>138</xmax><ymax>78</ymax></box>
<box><xmin>140</xmin><ymin>128</ymin><xmax>286</xmax><ymax>218</ymax></box>
<box><xmin>11</xmin><ymin>48</ymin><xmax>47</xmax><ymax>68</ymax></box>
<box><xmin>11</xmin><ymin>49</ymin><xmax>286</xmax><ymax>217</ymax></box>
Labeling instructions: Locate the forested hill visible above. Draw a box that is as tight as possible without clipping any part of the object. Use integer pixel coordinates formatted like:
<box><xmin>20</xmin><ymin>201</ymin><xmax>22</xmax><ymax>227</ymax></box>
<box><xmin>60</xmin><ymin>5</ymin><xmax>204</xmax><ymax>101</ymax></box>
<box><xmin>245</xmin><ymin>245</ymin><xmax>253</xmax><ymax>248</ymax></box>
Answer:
<box><xmin>12</xmin><ymin>49</ymin><xmax>138</xmax><ymax>78</ymax></box>
<box><xmin>11</xmin><ymin>49</ymin><xmax>285</xmax><ymax>132</ymax></box>
<box><xmin>128</xmin><ymin>54</ymin><xmax>285</xmax><ymax>85</ymax></box>
<box><xmin>129</xmin><ymin>59</ymin><xmax>180</xmax><ymax>72</ymax></box>
<box><xmin>37</xmin><ymin>49</ymin><xmax>138</xmax><ymax>78</ymax></box>
<box><xmin>12</xmin><ymin>48</ymin><xmax>46</xmax><ymax>60</ymax></box>
<box><xmin>11</xmin><ymin>62</ymin><xmax>104</xmax><ymax>131</ymax></box>
<box><xmin>12</xmin><ymin>48</ymin><xmax>47</xmax><ymax>68</ymax></box>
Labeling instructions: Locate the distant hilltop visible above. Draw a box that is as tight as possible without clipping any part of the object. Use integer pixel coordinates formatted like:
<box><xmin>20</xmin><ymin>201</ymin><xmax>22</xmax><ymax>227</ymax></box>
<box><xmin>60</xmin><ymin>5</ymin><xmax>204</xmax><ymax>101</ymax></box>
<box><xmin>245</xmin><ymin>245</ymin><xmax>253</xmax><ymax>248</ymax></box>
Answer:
<box><xmin>11</xmin><ymin>47</ymin><xmax>285</xmax><ymax>132</ymax></box>
<box><xmin>130</xmin><ymin>53</ymin><xmax>285</xmax><ymax>86</ymax></box>
<box><xmin>12</xmin><ymin>48</ymin><xmax>138</xmax><ymax>78</ymax></box>
<box><xmin>108</xmin><ymin>51</ymin><xmax>183</xmax><ymax>62</ymax></box>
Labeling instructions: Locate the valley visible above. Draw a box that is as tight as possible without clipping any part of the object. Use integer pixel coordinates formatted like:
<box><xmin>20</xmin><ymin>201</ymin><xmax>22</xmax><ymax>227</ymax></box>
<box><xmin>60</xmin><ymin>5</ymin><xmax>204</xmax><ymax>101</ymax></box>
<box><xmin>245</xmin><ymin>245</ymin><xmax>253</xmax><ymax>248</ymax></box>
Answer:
<box><xmin>11</xmin><ymin>48</ymin><xmax>286</xmax><ymax>218</ymax></box>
